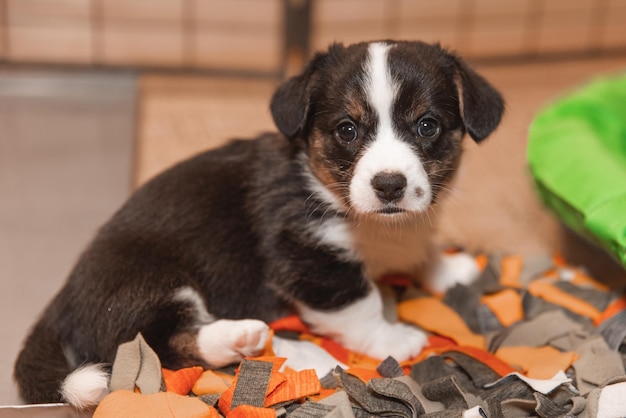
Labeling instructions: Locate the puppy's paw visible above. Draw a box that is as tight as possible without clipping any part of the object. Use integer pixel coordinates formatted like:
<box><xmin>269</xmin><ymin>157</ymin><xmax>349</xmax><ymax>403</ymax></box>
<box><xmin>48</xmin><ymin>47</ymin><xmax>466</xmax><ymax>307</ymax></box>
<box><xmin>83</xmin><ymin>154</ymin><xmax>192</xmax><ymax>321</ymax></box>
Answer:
<box><xmin>428</xmin><ymin>252</ymin><xmax>480</xmax><ymax>294</ymax></box>
<box><xmin>231</xmin><ymin>319</ymin><xmax>271</xmax><ymax>357</ymax></box>
<box><xmin>197</xmin><ymin>319</ymin><xmax>270</xmax><ymax>367</ymax></box>
<box><xmin>361</xmin><ymin>322</ymin><xmax>428</xmax><ymax>361</ymax></box>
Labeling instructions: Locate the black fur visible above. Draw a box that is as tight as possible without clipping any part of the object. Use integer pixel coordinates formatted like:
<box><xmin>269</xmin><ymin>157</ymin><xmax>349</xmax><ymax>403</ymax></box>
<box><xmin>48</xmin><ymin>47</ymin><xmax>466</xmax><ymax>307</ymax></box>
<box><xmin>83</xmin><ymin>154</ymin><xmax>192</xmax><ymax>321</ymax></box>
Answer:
<box><xmin>14</xmin><ymin>40</ymin><xmax>504</xmax><ymax>404</ymax></box>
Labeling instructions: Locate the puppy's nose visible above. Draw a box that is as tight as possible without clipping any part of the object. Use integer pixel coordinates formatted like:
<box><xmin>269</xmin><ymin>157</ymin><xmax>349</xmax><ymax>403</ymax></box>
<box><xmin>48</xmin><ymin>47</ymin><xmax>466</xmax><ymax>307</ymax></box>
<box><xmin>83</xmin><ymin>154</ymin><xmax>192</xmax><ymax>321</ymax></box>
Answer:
<box><xmin>371</xmin><ymin>172</ymin><xmax>407</xmax><ymax>203</ymax></box>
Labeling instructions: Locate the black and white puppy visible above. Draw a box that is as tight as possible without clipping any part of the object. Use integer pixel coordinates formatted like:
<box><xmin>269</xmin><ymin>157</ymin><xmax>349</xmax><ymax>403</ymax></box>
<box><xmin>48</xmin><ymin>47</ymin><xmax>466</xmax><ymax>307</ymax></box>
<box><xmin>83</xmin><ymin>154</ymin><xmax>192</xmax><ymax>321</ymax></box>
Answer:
<box><xmin>15</xmin><ymin>40</ymin><xmax>503</xmax><ymax>408</ymax></box>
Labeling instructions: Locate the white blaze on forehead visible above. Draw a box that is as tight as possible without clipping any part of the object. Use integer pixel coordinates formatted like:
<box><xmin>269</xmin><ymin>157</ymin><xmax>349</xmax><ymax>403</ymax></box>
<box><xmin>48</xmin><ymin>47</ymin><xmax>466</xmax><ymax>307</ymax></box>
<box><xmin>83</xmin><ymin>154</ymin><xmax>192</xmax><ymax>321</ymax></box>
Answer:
<box><xmin>349</xmin><ymin>42</ymin><xmax>432</xmax><ymax>214</ymax></box>
<box><xmin>367</xmin><ymin>42</ymin><xmax>397</xmax><ymax>132</ymax></box>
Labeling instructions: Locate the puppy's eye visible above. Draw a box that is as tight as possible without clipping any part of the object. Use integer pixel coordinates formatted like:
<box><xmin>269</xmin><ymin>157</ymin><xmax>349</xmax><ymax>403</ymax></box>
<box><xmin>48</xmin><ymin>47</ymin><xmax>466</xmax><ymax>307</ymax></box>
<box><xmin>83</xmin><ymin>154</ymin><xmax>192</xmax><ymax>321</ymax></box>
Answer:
<box><xmin>334</xmin><ymin>122</ymin><xmax>358</xmax><ymax>142</ymax></box>
<box><xmin>417</xmin><ymin>117</ymin><xmax>441</xmax><ymax>139</ymax></box>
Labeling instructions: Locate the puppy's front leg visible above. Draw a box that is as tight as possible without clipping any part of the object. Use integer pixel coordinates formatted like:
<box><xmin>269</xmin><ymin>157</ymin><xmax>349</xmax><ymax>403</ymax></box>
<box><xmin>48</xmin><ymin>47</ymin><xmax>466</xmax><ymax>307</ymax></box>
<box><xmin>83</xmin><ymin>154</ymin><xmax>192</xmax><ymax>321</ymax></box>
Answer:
<box><xmin>296</xmin><ymin>286</ymin><xmax>427</xmax><ymax>361</ymax></box>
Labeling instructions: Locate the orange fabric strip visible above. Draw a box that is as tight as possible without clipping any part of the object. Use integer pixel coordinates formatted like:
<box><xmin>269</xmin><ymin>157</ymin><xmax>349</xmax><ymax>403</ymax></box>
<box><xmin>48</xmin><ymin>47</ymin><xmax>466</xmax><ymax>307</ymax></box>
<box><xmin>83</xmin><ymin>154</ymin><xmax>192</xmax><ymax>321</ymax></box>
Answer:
<box><xmin>595</xmin><ymin>296</ymin><xmax>626</xmax><ymax>326</ymax></box>
<box><xmin>398</xmin><ymin>297</ymin><xmax>485</xmax><ymax>349</ymax></box>
<box><xmin>528</xmin><ymin>280</ymin><xmax>601</xmax><ymax>320</ymax></box>
<box><xmin>264</xmin><ymin>371</ymin><xmax>288</xmax><ymax>401</ymax></box>
<box><xmin>570</xmin><ymin>270</ymin><xmax>611</xmax><ymax>292</ymax></box>
<box><xmin>475</xmin><ymin>254</ymin><xmax>488</xmax><ymax>271</ymax></box>
<box><xmin>245</xmin><ymin>356</ymin><xmax>287</xmax><ymax>372</ymax></box>
<box><xmin>264</xmin><ymin>368</ymin><xmax>321</xmax><ymax>406</ymax></box>
<box><xmin>94</xmin><ymin>390</ymin><xmax>219</xmax><ymax>418</ymax></box>
<box><xmin>495</xmin><ymin>346</ymin><xmax>579</xmax><ymax>379</ymax></box>
<box><xmin>480</xmin><ymin>289</ymin><xmax>524</xmax><ymax>327</ymax></box>
<box><xmin>500</xmin><ymin>255</ymin><xmax>523</xmax><ymax>288</ymax></box>
<box><xmin>162</xmin><ymin>366</ymin><xmax>204</xmax><ymax>396</ymax></box>
<box><xmin>193</xmin><ymin>370</ymin><xmax>235</xmax><ymax>396</ymax></box>
<box><xmin>227</xmin><ymin>405</ymin><xmax>276</xmax><ymax>418</ymax></box>
<box><xmin>269</xmin><ymin>315</ymin><xmax>310</xmax><ymax>333</ymax></box>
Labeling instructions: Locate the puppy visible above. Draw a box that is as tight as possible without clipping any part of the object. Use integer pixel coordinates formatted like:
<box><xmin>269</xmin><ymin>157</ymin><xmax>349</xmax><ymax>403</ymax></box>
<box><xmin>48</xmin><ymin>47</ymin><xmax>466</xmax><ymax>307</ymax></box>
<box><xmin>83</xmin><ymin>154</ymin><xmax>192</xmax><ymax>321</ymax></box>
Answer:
<box><xmin>14</xmin><ymin>40</ymin><xmax>503</xmax><ymax>408</ymax></box>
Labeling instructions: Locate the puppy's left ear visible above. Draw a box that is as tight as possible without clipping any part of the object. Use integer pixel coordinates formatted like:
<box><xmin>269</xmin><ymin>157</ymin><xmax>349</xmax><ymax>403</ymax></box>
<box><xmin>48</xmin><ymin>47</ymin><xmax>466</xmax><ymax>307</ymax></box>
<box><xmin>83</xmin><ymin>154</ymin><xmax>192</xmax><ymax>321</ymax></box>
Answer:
<box><xmin>270</xmin><ymin>53</ymin><xmax>326</xmax><ymax>140</ymax></box>
<box><xmin>270</xmin><ymin>75</ymin><xmax>308</xmax><ymax>139</ymax></box>
<box><xmin>453</xmin><ymin>57</ymin><xmax>505</xmax><ymax>142</ymax></box>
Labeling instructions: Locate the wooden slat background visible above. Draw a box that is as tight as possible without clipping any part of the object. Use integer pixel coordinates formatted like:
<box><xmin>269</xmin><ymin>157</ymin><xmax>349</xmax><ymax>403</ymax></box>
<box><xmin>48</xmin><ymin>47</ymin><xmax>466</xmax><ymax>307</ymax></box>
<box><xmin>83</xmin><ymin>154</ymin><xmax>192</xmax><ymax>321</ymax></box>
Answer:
<box><xmin>0</xmin><ymin>0</ymin><xmax>625</xmax><ymax>72</ymax></box>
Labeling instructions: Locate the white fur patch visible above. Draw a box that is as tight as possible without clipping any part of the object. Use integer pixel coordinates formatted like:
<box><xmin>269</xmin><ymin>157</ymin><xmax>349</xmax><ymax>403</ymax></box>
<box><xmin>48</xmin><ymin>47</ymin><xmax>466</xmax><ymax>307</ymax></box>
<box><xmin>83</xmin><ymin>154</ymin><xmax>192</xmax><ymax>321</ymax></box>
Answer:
<box><xmin>349</xmin><ymin>42</ymin><xmax>432</xmax><ymax>214</ymax></box>
<box><xmin>297</xmin><ymin>287</ymin><xmax>427</xmax><ymax>361</ymax></box>
<box><xmin>197</xmin><ymin>319</ymin><xmax>270</xmax><ymax>367</ymax></box>
<box><xmin>302</xmin><ymin>160</ymin><xmax>359</xmax><ymax>260</ymax></box>
<box><xmin>61</xmin><ymin>364</ymin><xmax>110</xmax><ymax>409</ymax></box>
<box><xmin>173</xmin><ymin>286</ymin><xmax>214</xmax><ymax>325</ymax></box>
<box><xmin>309</xmin><ymin>216</ymin><xmax>359</xmax><ymax>260</ymax></box>
<box><xmin>427</xmin><ymin>252</ymin><xmax>480</xmax><ymax>294</ymax></box>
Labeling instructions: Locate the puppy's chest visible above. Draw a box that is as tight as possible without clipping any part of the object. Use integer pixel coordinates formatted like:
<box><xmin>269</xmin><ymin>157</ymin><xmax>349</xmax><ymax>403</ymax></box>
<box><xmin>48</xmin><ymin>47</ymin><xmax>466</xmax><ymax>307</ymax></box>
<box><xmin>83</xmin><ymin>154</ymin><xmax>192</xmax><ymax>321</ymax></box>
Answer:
<box><xmin>312</xmin><ymin>217</ymin><xmax>436</xmax><ymax>281</ymax></box>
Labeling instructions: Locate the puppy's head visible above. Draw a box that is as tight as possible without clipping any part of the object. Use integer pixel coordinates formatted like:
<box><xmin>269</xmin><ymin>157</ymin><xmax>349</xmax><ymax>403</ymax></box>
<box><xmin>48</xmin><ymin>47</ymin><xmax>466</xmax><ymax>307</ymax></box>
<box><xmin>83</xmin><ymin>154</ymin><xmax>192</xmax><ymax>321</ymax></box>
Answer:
<box><xmin>271</xmin><ymin>40</ymin><xmax>504</xmax><ymax>219</ymax></box>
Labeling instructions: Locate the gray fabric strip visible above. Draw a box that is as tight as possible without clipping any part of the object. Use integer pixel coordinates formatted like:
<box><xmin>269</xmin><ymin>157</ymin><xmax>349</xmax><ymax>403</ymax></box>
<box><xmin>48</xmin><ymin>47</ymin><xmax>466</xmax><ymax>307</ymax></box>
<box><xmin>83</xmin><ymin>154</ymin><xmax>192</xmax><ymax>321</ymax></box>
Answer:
<box><xmin>197</xmin><ymin>393</ymin><xmax>221</xmax><ymax>407</ymax></box>
<box><xmin>395</xmin><ymin>375</ymin><xmax>445</xmax><ymax>414</ymax></box>
<box><xmin>572</xmin><ymin>336</ymin><xmax>624</xmax><ymax>394</ymax></box>
<box><xmin>109</xmin><ymin>333</ymin><xmax>163</xmax><ymax>394</ymax></box>
<box><xmin>497</xmin><ymin>310</ymin><xmax>586</xmax><ymax>348</ymax></box>
<box><xmin>500</xmin><ymin>398</ymin><xmax>537</xmax><ymax>417</ymax></box>
<box><xmin>534</xmin><ymin>392</ymin><xmax>569</xmax><ymax>418</ymax></box>
<box><xmin>553</xmin><ymin>281</ymin><xmax>611</xmax><ymax>312</ymax></box>
<box><xmin>476</xmin><ymin>304</ymin><xmax>505</xmax><ymax>335</ymax></box>
<box><xmin>231</xmin><ymin>359</ymin><xmax>273</xmax><ymax>408</ymax></box>
<box><xmin>376</xmin><ymin>356</ymin><xmax>404</xmax><ymax>378</ymax></box>
<box><xmin>443</xmin><ymin>284</ymin><xmax>483</xmax><ymax>334</ymax></box>
<box><xmin>419</xmin><ymin>409</ymin><xmax>464</xmax><ymax>418</ymax></box>
<box><xmin>421</xmin><ymin>375</ymin><xmax>469</xmax><ymax>410</ymax></box>
<box><xmin>318</xmin><ymin>391</ymin><xmax>357</xmax><ymax>418</ymax></box>
<box><xmin>289</xmin><ymin>402</ymin><xmax>335</xmax><ymax>418</ymax></box>
<box><xmin>442</xmin><ymin>351</ymin><xmax>501</xmax><ymax>387</ymax></box>
<box><xmin>599</xmin><ymin>310</ymin><xmax>626</xmax><ymax>350</ymax></box>
<box><xmin>334</xmin><ymin>367</ymin><xmax>413</xmax><ymax>417</ymax></box>
<box><xmin>320</xmin><ymin>370</ymin><xmax>340</xmax><ymax>389</ymax></box>
<box><xmin>368</xmin><ymin>377</ymin><xmax>426</xmax><ymax>416</ymax></box>
<box><xmin>472</xmin><ymin>256</ymin><xmax>503</xmax><ymax>294</ymax></box>
<box><xmin>410</xmin><ymin>356</ymin><xmax>460</xmax><ymax>385</ymax></box>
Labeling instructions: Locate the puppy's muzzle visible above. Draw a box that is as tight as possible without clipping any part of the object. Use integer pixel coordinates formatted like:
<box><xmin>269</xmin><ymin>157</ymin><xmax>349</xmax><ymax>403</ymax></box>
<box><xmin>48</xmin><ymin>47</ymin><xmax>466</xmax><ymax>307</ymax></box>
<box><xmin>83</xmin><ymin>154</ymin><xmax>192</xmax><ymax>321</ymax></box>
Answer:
<box><xmin>371</xmin><ymin>172</ymin><xmax>407</xmax><ymax>204</ymax></box>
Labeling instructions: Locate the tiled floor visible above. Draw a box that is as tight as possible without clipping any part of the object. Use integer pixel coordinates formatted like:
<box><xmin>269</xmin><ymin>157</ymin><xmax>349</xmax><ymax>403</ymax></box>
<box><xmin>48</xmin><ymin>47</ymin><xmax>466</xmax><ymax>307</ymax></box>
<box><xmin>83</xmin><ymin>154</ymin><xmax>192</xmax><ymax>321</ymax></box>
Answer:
<box><xmin>0</xmin><ymin>70</ymin><xmax>136</xmax><ymax>405</ymax></box>
<box><xmin>1</xmin><ymin>54</ymin><xmax>626</xmax><ymax>408</ymax></box>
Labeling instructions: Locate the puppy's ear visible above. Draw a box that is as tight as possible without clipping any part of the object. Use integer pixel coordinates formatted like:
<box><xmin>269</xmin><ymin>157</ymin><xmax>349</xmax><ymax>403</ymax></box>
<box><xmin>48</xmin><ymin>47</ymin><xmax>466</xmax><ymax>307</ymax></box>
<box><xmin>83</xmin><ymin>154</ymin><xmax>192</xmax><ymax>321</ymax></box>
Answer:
<box><xmin>453</xmin><ymin>56</ymin><xmax>504</xmax><ymax>142</ymax></box>
<box><xmin>270</xmin><ymin>51</ymin><xmax>329</xmax><ymax>139</ymax></box>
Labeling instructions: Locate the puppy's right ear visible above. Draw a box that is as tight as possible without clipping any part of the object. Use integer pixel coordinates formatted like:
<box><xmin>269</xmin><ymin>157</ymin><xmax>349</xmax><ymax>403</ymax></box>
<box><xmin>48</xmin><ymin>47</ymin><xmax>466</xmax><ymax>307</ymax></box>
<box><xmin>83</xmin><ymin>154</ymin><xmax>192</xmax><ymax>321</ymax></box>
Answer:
<box><xmin>452</xmin><ymin>55</ymin><xmax>505</xmax><ymax>143</ymax></box>
<box><xmin>270</xmin><ymin>52</ymin><xmax>328</xmax><ymax>140</ymax></box>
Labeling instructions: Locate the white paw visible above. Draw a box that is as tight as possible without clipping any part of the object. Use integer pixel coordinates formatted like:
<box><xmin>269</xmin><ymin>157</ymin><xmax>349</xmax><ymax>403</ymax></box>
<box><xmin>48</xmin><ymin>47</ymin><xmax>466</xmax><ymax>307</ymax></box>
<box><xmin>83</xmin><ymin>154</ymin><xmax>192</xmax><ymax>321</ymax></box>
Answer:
<box><xmin>359</xmin><ymin>322</ymin><xmax>428</xmax><ymax>361</ymax></box>
<box><xmin>428</xmin><ymin>252</ymin><xmax>479</xmax><ymax>294</ymax></box>
<box><xmin>197</xmin><ymin>319</ymin><xmax>270</xmax><ymax>367</ymax></box>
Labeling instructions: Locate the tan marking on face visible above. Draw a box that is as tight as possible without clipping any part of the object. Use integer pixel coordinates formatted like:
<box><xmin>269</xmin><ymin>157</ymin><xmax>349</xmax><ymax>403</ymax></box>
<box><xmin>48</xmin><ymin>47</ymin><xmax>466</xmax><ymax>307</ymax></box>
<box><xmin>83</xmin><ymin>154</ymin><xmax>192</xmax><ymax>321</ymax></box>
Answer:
<box><xmin>453</xmin><ymin>73</ymin><xmax>466</xmax><ymax>124</ymax></box>
<box><xmin>404</xmin><ymin>102</ymin><xmax>430</xmax><ymax>123</ymax></box>
<box><xmin>345</xmin><ymin>95</ymin><xmax>368</xmax><ymax>122</ymax></box>
<box><xmin>308</xmin><ymin>128</ymin><xmax>347</xmax><ymax>204</ymax></box>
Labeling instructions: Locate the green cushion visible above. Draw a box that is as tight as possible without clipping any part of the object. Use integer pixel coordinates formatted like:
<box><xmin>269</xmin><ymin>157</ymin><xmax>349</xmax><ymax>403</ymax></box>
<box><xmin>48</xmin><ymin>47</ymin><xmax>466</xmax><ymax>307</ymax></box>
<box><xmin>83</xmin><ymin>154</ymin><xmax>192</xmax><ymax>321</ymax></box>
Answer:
<box><xmin>527</xmin><ymin>74</ymin><xmax>626</xmax><ymax>268</ymax></box>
